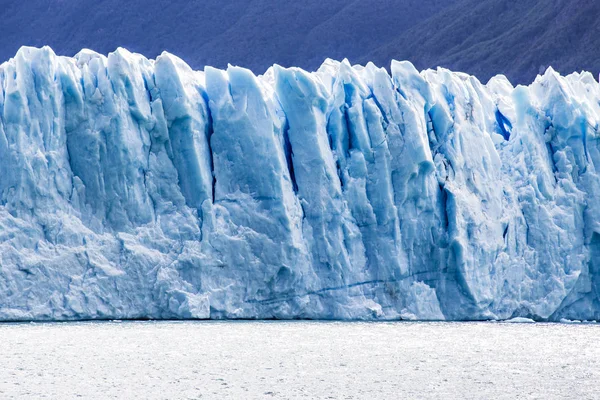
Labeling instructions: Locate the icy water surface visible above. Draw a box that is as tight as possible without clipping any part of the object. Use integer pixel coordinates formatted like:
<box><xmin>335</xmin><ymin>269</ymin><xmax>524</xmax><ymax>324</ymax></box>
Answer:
<box><xmin>0</xmin><ymin>321</ymin><xmax>599</xmax><ymax>399</ymax></box>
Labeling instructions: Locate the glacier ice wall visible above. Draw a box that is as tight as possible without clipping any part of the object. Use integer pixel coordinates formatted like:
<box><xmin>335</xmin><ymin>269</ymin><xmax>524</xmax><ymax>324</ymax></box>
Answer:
<box><xmin>0</xmin><ymin>46</ymin><xmax>599</xmax><ymax>321</ymax></box>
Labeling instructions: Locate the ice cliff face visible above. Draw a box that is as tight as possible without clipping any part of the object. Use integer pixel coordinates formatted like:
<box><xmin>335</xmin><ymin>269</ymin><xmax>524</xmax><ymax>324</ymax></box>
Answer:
<box><xmin>0</xmin><ymin>46</ymin><xmax>599</xmax><ymax>321</ymax></box>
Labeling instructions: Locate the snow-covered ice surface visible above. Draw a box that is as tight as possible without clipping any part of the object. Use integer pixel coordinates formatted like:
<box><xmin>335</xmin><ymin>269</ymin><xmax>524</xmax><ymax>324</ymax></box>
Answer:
<box><xmin>1</xmin><ymin>46</ymin><xmax>599</xmax><ymax>321</ymax></box>
<box><xmin>0</xmin><ymin>321</ymin><xmax>599</xmax><ymax>399</ymax></box>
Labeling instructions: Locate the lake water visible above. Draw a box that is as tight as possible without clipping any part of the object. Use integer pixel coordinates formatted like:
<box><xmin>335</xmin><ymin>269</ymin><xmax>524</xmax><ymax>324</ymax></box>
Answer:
<box><xmin>0</xmin><ymin>321</ymin><xmax>598</xmax><ymax>399</ymax></box>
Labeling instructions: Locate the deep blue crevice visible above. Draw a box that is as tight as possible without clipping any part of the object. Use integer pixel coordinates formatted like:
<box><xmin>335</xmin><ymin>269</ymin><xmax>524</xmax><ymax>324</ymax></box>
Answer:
<box><xmin>281</xmin><ymin>119</ymin><xmax>298</xmax><ymax>193</ymax></box>
<box><xmin>343</xmin><ymin>106</ymin><xmax>354</xmax><ymax>154</ymax></box>
<box><xmin>495</xmin><ymin>109</ymin><xmax>512</xmax><ymax>140</ymax></box>
<box><xmin>342</xmin><ymin>82</ymin><xmax>356</xmax><ymax>106</ymax></box>
<box><xmin>201</xmin><ymin>90</ymin><xmax>217</xmax><ymax>204</ymax></box>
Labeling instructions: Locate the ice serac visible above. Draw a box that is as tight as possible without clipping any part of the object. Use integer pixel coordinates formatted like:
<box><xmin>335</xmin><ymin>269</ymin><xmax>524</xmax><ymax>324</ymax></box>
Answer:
<box><xmin>0</xmin><ymin>46</ymin><xmax>599</xmax><ymax>321</ymax></box>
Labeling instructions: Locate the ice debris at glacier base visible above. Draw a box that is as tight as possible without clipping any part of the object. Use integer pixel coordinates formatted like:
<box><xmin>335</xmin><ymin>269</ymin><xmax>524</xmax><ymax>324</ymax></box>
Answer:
<box><xmin>0</xmin><ymin>46</ymin><xmax>599</xmax><ymax>321</ymax></box>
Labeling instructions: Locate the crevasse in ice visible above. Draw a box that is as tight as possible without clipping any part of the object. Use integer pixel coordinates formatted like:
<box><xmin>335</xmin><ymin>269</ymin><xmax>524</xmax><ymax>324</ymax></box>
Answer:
<box><xmin>0</xmin><ymin>46</ymin><xmax>599</xmax><ymax>321</ymax></box>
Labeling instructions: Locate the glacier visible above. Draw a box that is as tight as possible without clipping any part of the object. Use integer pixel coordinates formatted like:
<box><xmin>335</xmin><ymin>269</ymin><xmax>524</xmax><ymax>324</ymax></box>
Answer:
<box><xmin>0</xmin><ymin>46</ymin><xmax>599</xmax><ymax>321</ymax></box>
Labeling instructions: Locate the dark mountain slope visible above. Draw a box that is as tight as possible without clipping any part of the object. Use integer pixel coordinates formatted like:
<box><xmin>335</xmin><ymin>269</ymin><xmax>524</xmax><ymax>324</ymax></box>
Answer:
<box><xmin>365</xmin><ymin>0</ymin><xmax>600</xmax><ymax>83</ymax></box>
<box><xmin>0</xmin><ymin>0</ymin><xmax>456</xmax><ymax>73</ymax></box>
<box><xmin>1</xmin><ymin>0</ymin><xmax>598</xmax><ymax>83</ymax></box>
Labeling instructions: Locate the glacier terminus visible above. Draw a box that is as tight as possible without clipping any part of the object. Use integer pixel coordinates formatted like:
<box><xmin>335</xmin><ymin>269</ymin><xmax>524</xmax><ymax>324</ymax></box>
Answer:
<box><xmin>0</xmin><ymin>46</ymin><xmax>599</xmax><ymax>321</ymax></box>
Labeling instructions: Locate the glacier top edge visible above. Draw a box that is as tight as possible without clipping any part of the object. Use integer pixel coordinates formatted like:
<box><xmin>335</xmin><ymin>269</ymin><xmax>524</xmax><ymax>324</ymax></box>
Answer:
<box><xmin>4</xmin><ymin>45</ymin><xmax>598</xmax><ymax>89</ymax></box>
